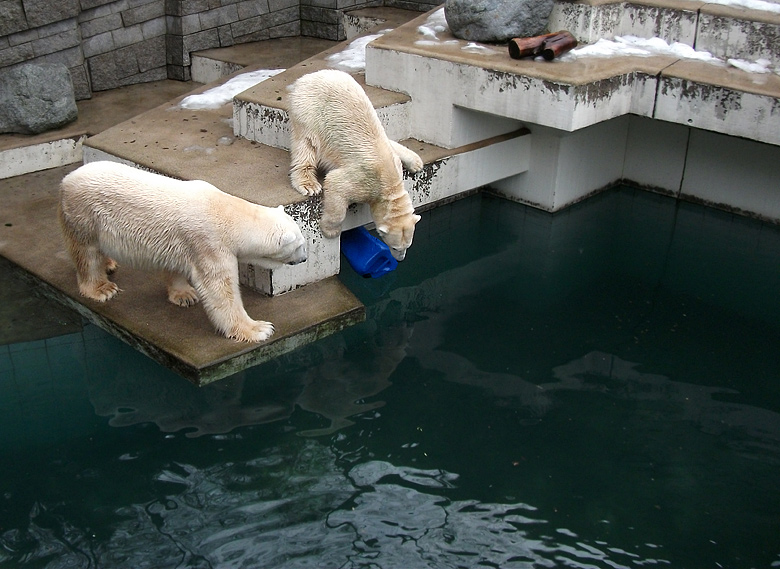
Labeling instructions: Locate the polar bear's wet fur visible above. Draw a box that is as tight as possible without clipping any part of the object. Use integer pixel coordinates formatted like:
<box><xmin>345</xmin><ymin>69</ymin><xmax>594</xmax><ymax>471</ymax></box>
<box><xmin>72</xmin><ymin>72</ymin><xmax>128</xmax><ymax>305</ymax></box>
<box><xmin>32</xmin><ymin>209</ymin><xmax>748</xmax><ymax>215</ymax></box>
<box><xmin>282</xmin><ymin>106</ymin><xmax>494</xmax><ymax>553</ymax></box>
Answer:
<box><xmin>287</xmin><ymin>69</ymin><xmax>422</xmax><ymax>261</ymax></box>
<box><xmin>59</xmin><ymin>161</ymin><xmax>307</xmax><ymax>343</ymax></box>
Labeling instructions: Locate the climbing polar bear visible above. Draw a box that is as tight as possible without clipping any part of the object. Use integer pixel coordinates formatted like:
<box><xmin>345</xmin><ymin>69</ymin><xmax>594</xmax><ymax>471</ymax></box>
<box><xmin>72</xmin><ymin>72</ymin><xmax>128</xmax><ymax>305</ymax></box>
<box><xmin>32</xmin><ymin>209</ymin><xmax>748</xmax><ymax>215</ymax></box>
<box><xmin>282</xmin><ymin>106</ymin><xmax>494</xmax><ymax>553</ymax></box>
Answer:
<box><xmin>59</xmin><ymin>161</ymin><xmax>307</xmax><ymax>343</ymax></box>
<box><xmin>287</xmin><ymin>69</ymin><xmax>423</xmax><ymax>261</ymax></box>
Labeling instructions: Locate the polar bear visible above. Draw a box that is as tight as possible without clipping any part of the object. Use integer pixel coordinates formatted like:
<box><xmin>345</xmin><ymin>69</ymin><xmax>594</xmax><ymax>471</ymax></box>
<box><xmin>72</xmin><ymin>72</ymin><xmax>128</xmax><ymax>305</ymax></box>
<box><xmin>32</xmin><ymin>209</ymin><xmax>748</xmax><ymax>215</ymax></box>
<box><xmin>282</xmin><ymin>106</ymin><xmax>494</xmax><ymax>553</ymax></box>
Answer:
<box><xmin>287</xmin><ymin>69</ymin><xmax>423</xmax><ymax>261</ymax></box>
<box><xmin>59</xmin><ymin>161</ymin><xmax>307</xmax><ymax>343</ymax></box>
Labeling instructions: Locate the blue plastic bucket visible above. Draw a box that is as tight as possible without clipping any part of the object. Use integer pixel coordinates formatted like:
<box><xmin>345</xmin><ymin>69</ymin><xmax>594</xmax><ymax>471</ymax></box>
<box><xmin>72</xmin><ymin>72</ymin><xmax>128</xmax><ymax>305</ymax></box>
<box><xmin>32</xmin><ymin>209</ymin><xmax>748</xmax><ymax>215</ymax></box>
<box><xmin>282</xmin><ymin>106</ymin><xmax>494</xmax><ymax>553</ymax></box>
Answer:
<box><xmin>340</xmin><ymin>226</ymin><xmax>398</xmax><ymax>278</ymax></box>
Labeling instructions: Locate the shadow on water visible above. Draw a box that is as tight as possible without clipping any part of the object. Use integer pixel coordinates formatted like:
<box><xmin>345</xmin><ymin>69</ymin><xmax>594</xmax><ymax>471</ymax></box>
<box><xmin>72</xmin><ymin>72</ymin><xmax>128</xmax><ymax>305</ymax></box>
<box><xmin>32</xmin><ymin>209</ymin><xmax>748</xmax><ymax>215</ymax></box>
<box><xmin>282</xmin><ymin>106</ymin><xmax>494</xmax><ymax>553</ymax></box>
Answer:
<box><xmin>1</xmin><ymin>187</ymin><xmax>779</xmax><ymax>568</ymax></box>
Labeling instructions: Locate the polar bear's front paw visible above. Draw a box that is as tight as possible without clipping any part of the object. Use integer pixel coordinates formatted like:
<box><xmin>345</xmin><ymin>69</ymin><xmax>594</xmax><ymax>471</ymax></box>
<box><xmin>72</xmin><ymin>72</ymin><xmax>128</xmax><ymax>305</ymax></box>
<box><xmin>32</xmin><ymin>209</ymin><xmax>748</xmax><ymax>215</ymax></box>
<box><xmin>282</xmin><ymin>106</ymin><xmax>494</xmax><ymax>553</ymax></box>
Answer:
<box><xmin>230</xmin><ymin>320</ymin><xmax>275</xmax><ymax>343</ymax></box>
<box><xmin>295</xmin><ymin>180</ymin><xmax>322</xmax><ymax>197</ymax></box>
<box><xmin>168</xmin><ymin>285</ymin><xmax>199</xmax><ymax>307</ymax></box>
<box><xmin>80</xmin><ymin>280</ymin><xmax>120</xmax><ymax>302</ymax></box>
<box><xmin>405</xmin><ymin>153</ymin><xmax>424</xmax><ymax>173</ymax></box>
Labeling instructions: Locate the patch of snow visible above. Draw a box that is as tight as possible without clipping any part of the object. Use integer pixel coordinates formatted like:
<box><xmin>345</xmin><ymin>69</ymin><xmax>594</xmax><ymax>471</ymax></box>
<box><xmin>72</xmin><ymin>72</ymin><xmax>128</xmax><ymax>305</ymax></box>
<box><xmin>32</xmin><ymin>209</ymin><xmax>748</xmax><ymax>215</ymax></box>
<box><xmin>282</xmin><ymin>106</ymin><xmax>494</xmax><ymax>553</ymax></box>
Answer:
<box><xmin>561</xmin><ymin>36</ymin><xmax>721</xmax><ymax>63</ymax></box>
<box><xmin>326</xmin><ymin>31</ymin><xmax>389</xmax><ymax>72</ymax></box>
<box><xmin>728</xmin><ymin>57</ymin><xmax>773</xmax><ymax>73</ymax></box>
<box><xmin>178</xmin><ymin>69</ymin><xmax>284</xmax><ymax>110</ymax></box>
<box><xmin>416</xmin><ymin>7</ymin><xmax>449</xmax><ymax>45</ymax></box>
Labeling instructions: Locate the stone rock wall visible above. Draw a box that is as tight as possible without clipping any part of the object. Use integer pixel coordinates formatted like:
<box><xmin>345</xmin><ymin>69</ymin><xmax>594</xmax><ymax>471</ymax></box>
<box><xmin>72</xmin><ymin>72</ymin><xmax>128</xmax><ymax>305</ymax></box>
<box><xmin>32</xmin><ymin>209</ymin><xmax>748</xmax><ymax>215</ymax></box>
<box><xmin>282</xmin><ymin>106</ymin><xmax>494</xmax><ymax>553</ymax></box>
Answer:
<box><xmin>0</xmin><ymin>0</ymin><xmax>431</xmax><ymax>100</ymax></box>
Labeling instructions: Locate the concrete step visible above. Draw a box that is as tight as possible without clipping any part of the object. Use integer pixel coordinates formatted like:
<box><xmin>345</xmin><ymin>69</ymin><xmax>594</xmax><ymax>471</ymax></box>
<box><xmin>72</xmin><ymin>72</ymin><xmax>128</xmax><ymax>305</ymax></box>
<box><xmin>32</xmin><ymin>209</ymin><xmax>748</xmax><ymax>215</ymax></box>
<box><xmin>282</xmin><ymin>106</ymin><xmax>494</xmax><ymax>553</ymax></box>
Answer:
<box><xmin>549</xmin><ymin>0</ymin><xmax>780</xmax><ymax>65</ymax></box>
<box><xmin>367</xmin><ymin>7</ymin><xmax>780</xmax><ymax>147</ymax></box>
<box><xmin>233</xmin><ymin>36</ymin><xmax>416</xmax><ymax>148</ymax></box>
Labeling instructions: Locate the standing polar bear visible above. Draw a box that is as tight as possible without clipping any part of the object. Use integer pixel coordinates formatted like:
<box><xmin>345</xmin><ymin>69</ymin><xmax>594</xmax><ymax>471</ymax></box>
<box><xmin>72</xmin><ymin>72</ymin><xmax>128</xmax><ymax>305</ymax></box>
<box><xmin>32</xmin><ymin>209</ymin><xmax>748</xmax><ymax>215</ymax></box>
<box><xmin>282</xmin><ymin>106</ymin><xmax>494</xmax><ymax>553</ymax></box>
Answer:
<box><xmin>59</xmin><ymin>161</ymin><xmax>307</xmax><ymax>343</ymax></box>
<box><xmin>287</xmin><ymin>69</ymin><xmax>423</xmax><ymax>261</ymax></box>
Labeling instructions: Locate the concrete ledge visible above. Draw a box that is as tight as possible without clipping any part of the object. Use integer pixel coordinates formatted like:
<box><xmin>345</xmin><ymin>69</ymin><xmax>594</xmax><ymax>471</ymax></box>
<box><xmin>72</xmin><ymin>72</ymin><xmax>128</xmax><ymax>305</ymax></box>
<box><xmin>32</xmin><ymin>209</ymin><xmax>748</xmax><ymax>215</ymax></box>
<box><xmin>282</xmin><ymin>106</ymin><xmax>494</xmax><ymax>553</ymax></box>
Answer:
<box><xmin>367</xmin><ymin>8</ymin><xmax>780</xmax><ymax>146</ymax></box>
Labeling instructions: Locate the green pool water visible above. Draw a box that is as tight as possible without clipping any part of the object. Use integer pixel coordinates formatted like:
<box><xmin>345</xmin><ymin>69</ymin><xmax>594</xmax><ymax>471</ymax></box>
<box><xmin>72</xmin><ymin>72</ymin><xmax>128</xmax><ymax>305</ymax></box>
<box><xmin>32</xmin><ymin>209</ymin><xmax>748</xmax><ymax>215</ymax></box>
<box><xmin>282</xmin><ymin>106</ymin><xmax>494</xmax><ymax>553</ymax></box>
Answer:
<box><xmin>1</xmin><ymin>188</ymin><xmax>779</xmax><ymax>568</ymax></box>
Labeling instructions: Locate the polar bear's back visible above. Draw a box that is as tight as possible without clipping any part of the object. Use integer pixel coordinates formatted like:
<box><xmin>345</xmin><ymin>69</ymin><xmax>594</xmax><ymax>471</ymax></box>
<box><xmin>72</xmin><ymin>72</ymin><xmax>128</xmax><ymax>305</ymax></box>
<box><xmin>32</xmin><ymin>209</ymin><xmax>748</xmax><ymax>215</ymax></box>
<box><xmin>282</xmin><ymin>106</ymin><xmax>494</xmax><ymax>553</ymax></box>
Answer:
<box><xmin>288</xmin><ymin>69</ymin><xmax>384</xmax><ymax>147</ymax></box>
<box><xmin>60</xmin><ymin>161</ymin><xmax>219</xmax><ymax>271</ymax></box>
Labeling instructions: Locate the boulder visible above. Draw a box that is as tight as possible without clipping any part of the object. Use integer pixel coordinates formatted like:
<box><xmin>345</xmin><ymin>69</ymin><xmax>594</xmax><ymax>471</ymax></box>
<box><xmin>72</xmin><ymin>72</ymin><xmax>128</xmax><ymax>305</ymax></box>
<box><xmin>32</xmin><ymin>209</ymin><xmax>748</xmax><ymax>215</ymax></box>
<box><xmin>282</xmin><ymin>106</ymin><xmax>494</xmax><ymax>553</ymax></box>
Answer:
<box><xmin>0</xmin><ymin>63</ymin><xmax>78</xmax><ymax>135</ymax></box>
<box><xmin>444</xmin><ymin>0</ymin><xmax>555</xmax><ymax>43</ymax></box>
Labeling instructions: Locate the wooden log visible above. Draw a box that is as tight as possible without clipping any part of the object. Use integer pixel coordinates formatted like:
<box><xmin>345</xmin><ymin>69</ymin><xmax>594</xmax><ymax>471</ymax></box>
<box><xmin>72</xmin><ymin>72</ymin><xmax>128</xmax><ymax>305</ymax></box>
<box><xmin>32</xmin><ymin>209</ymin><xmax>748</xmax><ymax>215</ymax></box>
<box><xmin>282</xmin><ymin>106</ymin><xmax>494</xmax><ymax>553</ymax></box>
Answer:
<box><xmin>508</xmin><ymin>32</ymin><xmax>560</xmax><ymax>59</ymax></box>
<box><xmin>540</xmin><ymin>32</ymin><xmax>578</xmax><ymax>60</ymax></box>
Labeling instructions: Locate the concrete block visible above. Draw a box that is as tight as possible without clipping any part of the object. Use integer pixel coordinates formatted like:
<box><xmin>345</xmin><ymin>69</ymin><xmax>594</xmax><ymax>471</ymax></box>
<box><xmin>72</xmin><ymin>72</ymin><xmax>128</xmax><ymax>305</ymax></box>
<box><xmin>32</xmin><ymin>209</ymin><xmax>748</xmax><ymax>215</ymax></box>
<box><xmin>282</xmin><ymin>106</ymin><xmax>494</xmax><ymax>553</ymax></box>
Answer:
<box><xmin>22</xmin><ymin>0</ymin><xmax>79</xmax><ymax>28</ymax></box>
<box><xmin>87</xmin><ymin>51</ymin><xmax>118</xmax><ymax>90</ymax></box>
<box><xmin>112</xmin><ymin>24</ymin><xmax>145</xmax><ymax>49</ymax></box>
<box><xmin>491</xmin><ymin>120</ymin><xmax>628</xmax><ymax>212</ymax></box>
<box><xmin>217</xmin><ymin>24</ymin><xmax>236</xmax><ymax>46</ymax></box>
<box><xmin>623</xmin><ymin>115</ymin><xmax>688</xmax><ymax>195</ymax></box>
<box><xmin>165</xmin><ymin>0</ymin><xmax>183</xmax><ymax>17</ymax></box>
<box><xmin>136</xmin><ymin>35</ymin><xmax>166</xmax><ymax>71</ymax></box>
<box><xmin>268</xmin><ymin>19</ymin><xmax>300</xmax><ymax>37</ymax></box>
<box><xmin>267</xmin><ymin>5</ymin><xmax>299</xmax><ymax>26</ymax></box>
<box><xmin>80</xmin><ymin>13</ymin><xmax>124</xmax><ymax>38</ymax></box>
<box><xmin>0</xmin><ymin>43</ymin><xmax>34</xmax><ymax>67</ymax></box>
<box><xmin>180</xmin><ymin>0</ymin><xmax>211</xmax><ymax>16</ymax></box>
<box><xmin>681</xmin><ymin>129</ymin><xmax>780</xmax><ymax>223</ymax></box>
<box><xmin>32</xmin><ymin>29</ymin><xmax>80</xmax><ymax>58</ymax></box>
<box><xmin>115</xmin><ymin>44</ymin><xmax>140</xmax><ymax>77</ymax></box>
<box><xmin>121</xmin><ymin>1</ymin><xmax>166</xmax><ymax>26</ymax></box>
<box><xmin>82</xmin><ymin>31</ymin><xmax>115</xmax><ymax>58</ymax></box>
<box><xmin>141</xmin><ymin>16</ymin><xmax>166</xmax><ymax>39</ymax></box>
<box><xmin>34</xmin><ymin>45</ymin><xmax>84</xmax><ymax>68</ymax></box>
<box><xmin>0</xmin><ymin>0</ymin><xmax>27</xmax><ymax>37</ymax></box>
<box><xmin>237</xmin><ymin>0</ymin><xmax>271</xmax><ymax>19</ymax></box>
<box><xmin>301</xmin><ymin>5</ymin><xmax>341</xmax><ymax>24</ymax></box>
<box><xmin>8</xmin><ymin>28</ymin><xmax>38</xmax><ymax>48</ymax></box>
<box><xmin>36</xmin><ymin>18</ymin><xmax>78</xmax><ymax>38</ymax></box>
<box><xmin>0</xmin><ymin>136</ymin><xmax>84</xmax><ymax>179</ymax></box>
<box><xmin>165</xmin><ymin>33</ymin><xmax>185</xmax><ymax>65</ymax></box>
<box><xmin>655</xmin><ymin>73</ymin><xmax>780</xmax><ymax>146</ymax></box>
<box><xmin>179</xmin><ymin>13</ymin><xmax>204</xmax><ymax>35</ymax></box>
<box><xmin>199</xmin><ymin>4</ymin><xmax>240</xmax><ymax>29</ymax></box>
<box><xmin>69</xmin><ymin>63</ymin><xmax>92</xmax><ymax>99</ymax></box>
<box><xmin>301</xmin><ymin>20</ymin><xmax>341</xmax><ymax>40</ymax></box>
<box><xmin>182</xmin><ymin>28</ymin><xmax>221</xmax><ymax>59</ymax></box>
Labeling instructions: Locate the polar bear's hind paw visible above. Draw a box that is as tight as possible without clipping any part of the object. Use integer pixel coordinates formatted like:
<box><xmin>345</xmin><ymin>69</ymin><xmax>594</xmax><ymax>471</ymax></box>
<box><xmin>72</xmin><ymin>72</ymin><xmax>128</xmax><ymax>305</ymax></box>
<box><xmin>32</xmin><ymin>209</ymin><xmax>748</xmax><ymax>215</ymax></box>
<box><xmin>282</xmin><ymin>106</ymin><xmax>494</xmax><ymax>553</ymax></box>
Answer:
<box><xmin>230</xmin><ymin>320</ymin><xmax>275</xmax><ymax>343</ymax></box>
<box><xmin>168</xmin><ymin>285</ymin><xmax>199</xmax><ymax>307</ymax></box>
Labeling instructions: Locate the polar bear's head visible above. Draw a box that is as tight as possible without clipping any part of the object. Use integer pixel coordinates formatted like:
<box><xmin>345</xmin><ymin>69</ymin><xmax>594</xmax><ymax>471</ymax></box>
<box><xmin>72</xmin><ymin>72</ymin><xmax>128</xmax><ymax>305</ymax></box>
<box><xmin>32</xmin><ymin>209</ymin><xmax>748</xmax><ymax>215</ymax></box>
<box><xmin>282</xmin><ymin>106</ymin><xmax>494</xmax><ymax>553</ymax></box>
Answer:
<box><xmin>250</xmin><ymin>206</ymin><xmax>307</xmax><ymax>269</ymax></box>
<box><xmin>376</xmin><ymin>213</ymin><xmax>421</xmax><ymax>261</ymax></box>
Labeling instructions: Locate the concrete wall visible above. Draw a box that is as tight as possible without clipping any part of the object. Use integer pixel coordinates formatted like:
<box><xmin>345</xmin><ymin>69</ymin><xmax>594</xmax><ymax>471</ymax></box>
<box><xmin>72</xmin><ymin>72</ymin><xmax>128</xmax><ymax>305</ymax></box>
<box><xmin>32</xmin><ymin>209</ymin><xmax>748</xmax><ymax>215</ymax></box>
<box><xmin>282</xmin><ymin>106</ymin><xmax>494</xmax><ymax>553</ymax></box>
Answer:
<box><xmin>0</xmin><ymin>0</ymin><xmax>431</xmax><ymax>99</ymax></box>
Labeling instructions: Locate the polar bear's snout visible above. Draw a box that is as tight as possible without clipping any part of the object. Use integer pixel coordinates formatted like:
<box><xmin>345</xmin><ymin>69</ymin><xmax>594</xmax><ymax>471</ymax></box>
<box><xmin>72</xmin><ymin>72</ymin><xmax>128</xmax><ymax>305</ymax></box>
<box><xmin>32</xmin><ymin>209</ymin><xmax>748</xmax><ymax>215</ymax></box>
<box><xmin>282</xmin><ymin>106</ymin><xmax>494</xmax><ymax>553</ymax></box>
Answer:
<box><xmin>286</xmin><ymin>243</ymin><xmax>308</xmax><ymax>265</ymax></box>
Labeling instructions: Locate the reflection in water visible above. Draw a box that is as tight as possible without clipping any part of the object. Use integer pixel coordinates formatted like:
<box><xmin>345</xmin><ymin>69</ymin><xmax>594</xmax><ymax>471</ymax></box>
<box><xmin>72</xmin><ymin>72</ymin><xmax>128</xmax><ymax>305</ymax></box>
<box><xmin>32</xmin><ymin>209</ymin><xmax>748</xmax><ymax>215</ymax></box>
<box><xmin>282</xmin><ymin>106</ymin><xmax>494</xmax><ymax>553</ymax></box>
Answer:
<box><xmin>84</xmin><ymin>301</ymin><xmax>411</xmax><ymax>438</ymax></box>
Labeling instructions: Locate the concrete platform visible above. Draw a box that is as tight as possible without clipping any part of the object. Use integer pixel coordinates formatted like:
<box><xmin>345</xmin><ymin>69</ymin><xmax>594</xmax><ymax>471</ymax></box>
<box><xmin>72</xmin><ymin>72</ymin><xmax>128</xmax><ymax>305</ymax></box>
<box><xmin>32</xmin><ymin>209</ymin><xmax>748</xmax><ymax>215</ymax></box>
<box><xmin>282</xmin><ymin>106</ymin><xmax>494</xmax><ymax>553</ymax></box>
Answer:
<box><xmin>0</xmin><ymin>164</ymin><xmax>363</xmax><ymax>385</ymax></box>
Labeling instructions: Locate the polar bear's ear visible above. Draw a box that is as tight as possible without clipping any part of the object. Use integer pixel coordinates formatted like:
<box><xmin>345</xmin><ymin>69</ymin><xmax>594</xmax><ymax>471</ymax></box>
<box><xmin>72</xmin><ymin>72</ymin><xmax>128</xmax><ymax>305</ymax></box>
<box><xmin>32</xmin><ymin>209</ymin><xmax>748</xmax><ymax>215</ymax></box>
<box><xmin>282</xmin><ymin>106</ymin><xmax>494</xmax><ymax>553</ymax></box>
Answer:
<box><xmin>376</xmin><ymin>224</ymin><xmax>389</xmax><ymax>236</ymax></box>
<box><xmin>279</xmin><ymin>230</ymin><xmax>298</xmax><ymax>246</ymax></box>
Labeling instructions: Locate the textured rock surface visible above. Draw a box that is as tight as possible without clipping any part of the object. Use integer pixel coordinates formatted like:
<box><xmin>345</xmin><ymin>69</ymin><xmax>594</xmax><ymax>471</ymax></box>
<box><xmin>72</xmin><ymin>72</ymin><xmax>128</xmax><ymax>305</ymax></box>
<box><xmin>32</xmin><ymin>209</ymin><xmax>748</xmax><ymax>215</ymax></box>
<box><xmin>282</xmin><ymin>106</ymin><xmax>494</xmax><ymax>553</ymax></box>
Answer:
<box><xmin>0</xmin><ymin>63</ymin><xmax>77</xmax><ymax>134</ymax></box>
<box><xmin>444</xmin><ymin>0</ymin><xmax>555</xmax><ymax>42</ymax></box>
